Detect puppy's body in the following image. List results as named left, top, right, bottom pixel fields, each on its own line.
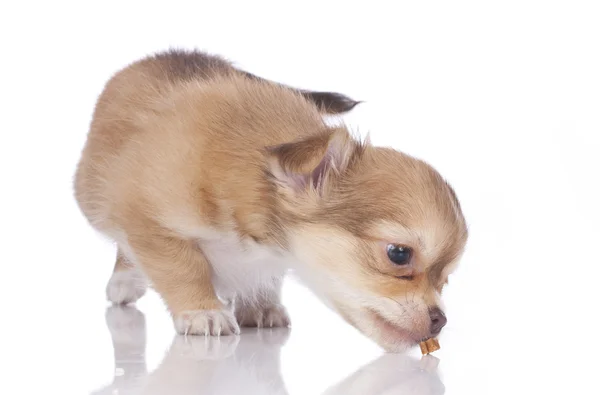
left=75, top=49, right=467, bottom=351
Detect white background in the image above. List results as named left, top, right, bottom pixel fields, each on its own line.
left=1, top=1, right=599, bottom=394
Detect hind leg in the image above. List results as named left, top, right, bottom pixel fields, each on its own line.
left=106, top=248, right=148, bottom=304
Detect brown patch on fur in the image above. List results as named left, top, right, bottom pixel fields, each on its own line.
left=150, top=49, right=235, bottom=82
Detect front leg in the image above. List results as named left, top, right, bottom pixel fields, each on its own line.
left=235, top=276, right=291, bottom=328
left=127, top=229, right=240, bottom=336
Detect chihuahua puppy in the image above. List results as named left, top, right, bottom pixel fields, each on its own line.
left=74, top=49, right=467, bottom=352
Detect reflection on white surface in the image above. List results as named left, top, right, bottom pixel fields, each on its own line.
left=92, top=306, right=444, bottom=395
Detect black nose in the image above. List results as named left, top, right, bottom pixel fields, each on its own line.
left=429, top=307, right=447, bottom=336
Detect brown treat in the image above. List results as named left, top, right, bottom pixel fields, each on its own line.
left=419, top=338, right=440, bottom=355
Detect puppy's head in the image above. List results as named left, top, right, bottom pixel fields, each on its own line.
left=267, top=127, right=467, bottom=352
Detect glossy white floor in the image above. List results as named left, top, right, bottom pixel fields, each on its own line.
left=2, top=1, right=599, bottom=394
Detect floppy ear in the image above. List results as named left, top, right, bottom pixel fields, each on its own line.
left=266, top=128, right=357, bottom=194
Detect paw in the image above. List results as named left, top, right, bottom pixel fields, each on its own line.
left=106, top=269, right=147, bottom=304
left=174, top=309, right=241, bottom=336
left=236, top=304, right=291, bottom=328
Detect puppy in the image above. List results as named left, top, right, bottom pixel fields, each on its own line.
left=74, top=49, right=467, bottom=352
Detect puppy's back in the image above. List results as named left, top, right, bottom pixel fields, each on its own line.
left=73, top=50, right=332, bottom=235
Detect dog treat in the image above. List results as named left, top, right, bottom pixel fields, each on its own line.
left=419, top=338, right=440, bottom=355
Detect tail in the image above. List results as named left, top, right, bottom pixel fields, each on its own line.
left=240, top=71, right=361, bottom=115
left=145, top=49, right=361, bottom=114
left=297, top=90, right=362, bottom=115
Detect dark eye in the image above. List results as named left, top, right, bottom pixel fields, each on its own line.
left=386, top=244, right=412, bottom=265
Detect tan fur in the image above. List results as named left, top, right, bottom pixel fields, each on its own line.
left=74, top=49, right=467, bottom=351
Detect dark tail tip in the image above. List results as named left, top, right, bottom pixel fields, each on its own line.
left=240, top=70, right=361, bottom=114
left=301, top=91, right=362, bottom=114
